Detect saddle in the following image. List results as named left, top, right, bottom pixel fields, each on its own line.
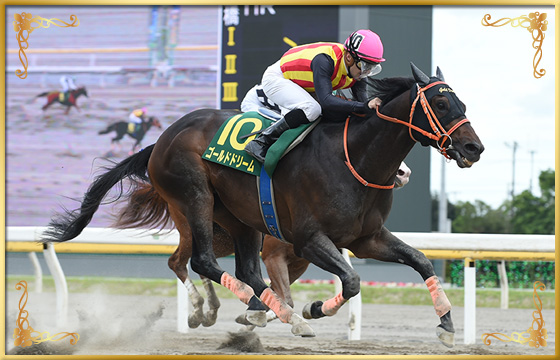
left=202, top=110, right=317, bottom=177
left=58, top=91, right=70, bottom=102
left=127, top=123, right=141, bottom=134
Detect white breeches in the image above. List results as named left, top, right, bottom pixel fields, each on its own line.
left=129, top=114, right=143, bottom=124
left=260, top=60, right=322, bottom=122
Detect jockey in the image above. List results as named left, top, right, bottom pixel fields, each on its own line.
left=128, top=107, right=147, bottom=133
left=60, top=75, right=77, bottom=92
left=243, top=29, right=385, bottom=163
left=59, top=75, right=77, bottom=101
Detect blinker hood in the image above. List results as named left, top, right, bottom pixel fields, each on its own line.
left=409, top=77, right=466, bottom=146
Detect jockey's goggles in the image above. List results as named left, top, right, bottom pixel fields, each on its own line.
left=356, top=59, right=382, bottom=79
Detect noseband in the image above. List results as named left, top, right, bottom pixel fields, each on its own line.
left=344, top=80, right=470, bottom=190
left=376, top=81, right=470, bottom=158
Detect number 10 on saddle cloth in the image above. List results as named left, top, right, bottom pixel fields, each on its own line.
left=202, top=111, right=313, bottom=177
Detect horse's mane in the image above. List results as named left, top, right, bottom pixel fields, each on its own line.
left=367, top=77, right=416, bottom=105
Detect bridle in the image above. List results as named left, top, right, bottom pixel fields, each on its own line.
left=343, top=80, right=470, bottom=190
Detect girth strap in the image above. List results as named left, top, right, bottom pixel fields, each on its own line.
left=257, top=166, right=285, bottom=240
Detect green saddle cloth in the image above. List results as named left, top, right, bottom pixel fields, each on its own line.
left=202, top=111, right=314, bottom=177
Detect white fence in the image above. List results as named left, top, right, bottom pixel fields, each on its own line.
left=6, top=226, right=555, bottom=344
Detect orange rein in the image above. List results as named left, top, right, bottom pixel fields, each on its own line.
left=343, top=81, right=470, bottom=190
left=343, top=118, right=395, bottom=189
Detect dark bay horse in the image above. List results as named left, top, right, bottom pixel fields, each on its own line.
left=110, top=163, right=411, bottom=330
left=98, top=117, right=162, bottom=155
left=42, top=64, right=483, bottom=346
left=36, top=86, right=88, bottom=114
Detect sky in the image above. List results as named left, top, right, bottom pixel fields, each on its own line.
left=430, top=6, right=556, bottom=208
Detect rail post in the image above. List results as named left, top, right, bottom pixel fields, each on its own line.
left=341, top=249, right=362, bottom=340
left=497, top=260, right=509, bottom=309
left=463, top=257, right=476, bottom=344
left=27, top=252, right=43, bottom=293
left=177, top=278, right=189, bottom=333
left=42, top=242, right=69, bottom=326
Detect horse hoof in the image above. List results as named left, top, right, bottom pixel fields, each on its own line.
left=266, top=309, right=278, bottom=323
left=188, top=315, right=202, bottom=329
left=235, top=313, right=253, bottom=326
left=302, top=300, right=324, bottom=319
left=436, top=325, right=455, bottom=348
left=245, top=310, right=268, bottom=327
left=302, top=302, right=313, bottom=319
left=289, top=314, right=315, bottom=337
left=202, top=310, right=218, bottom=327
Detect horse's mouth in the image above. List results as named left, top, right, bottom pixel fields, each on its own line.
left=446, top=148, right=475, bottom=168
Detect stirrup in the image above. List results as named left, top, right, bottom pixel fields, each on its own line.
left=245, top=140, right=267, bottom=163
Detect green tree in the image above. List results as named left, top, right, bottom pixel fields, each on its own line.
left=509, top=169, right=555, bottom=234
left=451, top=200, right=508, bottom=233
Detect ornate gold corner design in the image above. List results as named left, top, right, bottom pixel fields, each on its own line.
left=13, top=281, right=80, bottom=348
left=482, top=281, right=547, bottom=348
left=13, top=12, right=79, bottom=79
left=481, top=12, right=548, bottom=79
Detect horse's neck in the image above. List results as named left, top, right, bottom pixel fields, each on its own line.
left=347, top=91, right=416, bottom=183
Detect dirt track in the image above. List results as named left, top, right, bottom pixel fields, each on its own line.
left=5, top=288, right=555, bottom=356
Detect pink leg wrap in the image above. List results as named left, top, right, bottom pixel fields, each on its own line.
left=220, top=272, right=254, bottom=304
left=321, top=292, right=347, bottom=316
left=259, top=288, right=293, bottom=323
left=425, top=275, right=452, bottom=317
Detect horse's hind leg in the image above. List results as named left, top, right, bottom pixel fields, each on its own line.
left=200, top=222, right=236, bottom=327
left=42, top=101, right=53, bottom=111
left=155, top=162, right=259, bottom=321
left=217, top=211, right=314, bottom=337
left=262, top=235, right=310, bottom=309
left=347, top=226, right=455, bottom=347
left=200, top=276, right=220, bottom=327
left=167, top=222, right=206, bottom=329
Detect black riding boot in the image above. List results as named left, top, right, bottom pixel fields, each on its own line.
left=244, top=117, right=290, bottom=163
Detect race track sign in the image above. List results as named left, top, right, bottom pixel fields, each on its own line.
left=219, top=5, right=339, bottom=110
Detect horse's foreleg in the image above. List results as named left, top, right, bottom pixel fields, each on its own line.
left=347, top=226, right=455, bottom=347
left=296, top=233, right=360, bottom=320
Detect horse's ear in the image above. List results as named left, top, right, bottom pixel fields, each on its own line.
left=436, top=66, right=445, bottom=82
left=410, top=62, right=430, bottom=85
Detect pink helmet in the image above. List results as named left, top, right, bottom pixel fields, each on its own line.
left=344, top=29, right=385, bottom=63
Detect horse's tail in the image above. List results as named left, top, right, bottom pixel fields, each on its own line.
left=98, top=124, right=116, bottom=135
left=41, top=144, right=155, bottom=243
left=113, top=182, right=173, bottom=231
left=36, top=92, right=50, bottom=98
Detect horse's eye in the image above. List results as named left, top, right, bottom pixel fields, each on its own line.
left=436, top=101, right=447, bottom=111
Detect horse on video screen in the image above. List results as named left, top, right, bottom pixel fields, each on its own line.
left=41, top=64, right=483, bottom=346
left=98, top=117, right=163, bottom=155
left=36, top=86, right=88, bottom=114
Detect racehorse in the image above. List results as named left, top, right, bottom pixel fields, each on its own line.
left=42, top=64, right=483, bottom=346
left=36, top=86, right=88, bottom=114
left=114, top=163, right=411, bottom=330
left=98, top=117, right=162, bottom=155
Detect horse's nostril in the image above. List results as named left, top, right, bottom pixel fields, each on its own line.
left=465, top=143, right=483, bottom=155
